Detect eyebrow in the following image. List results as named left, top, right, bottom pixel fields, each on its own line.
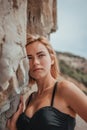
left=27, top=51, right=46, bottom=57
left=36, top=51, right=46, bottom=55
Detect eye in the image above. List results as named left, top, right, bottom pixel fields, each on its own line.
left=38, top=54, right=45, bottom=58
left=27, top=55, right=32, bottom=60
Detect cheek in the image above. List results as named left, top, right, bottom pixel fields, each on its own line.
left=42, top=58, right=52, bottom=68
left=28, top=60, right=33, bottom=68
left=29, top=61, right=32, bottom=68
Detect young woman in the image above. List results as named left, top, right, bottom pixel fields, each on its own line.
left=7, top=35, right=87, bottom=130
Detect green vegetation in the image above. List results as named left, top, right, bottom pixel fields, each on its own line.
left=59, top=60, right=87, bottom=87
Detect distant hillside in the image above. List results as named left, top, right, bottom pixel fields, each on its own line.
left=56, top=51, right=87, bottom=94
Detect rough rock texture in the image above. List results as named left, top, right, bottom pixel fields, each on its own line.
left=27, top=0, right=57, bottom=37
left=0, top=0, right=57, bottom=129
left=0, top=0, right=28, bottom=129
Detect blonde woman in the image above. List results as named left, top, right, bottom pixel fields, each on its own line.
left=7, top=35, right=87, bottom=130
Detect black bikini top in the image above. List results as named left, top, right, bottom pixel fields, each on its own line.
left=16, top=82, right=76, bottom=130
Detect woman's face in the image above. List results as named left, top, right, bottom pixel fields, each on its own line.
left=26, top=41, right=54, bottom=81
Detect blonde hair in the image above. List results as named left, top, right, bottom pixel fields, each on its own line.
left=26, top=34, right=60, bottom=85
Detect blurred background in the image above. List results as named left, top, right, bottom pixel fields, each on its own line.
left=50, top=1, right=87, bottom=129
left=51, top=0, right=87, bottom=59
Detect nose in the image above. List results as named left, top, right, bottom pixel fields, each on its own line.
left=33, top=57, right=40, bottom=65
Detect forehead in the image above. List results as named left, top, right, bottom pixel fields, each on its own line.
left=26, top=41, right=48, bottom=54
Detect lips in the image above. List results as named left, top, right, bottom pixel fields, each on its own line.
left=33, top=68, right=42, bottom=72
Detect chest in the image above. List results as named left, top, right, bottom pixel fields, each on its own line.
left=25, top=93, right=52, bottom=118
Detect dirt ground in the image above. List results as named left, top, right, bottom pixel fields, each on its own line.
left=75, top=115, right=87, bottom=130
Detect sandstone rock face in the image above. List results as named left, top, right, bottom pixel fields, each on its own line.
left=0, top=0, right=28, bottom=129
left=27, top=0, right=57, bottom=37
left=0, top=0, right=57, bottom=129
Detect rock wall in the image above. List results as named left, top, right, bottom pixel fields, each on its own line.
left=0, top=0, right=28, bottom=129
left=27, top=0, right=57, bottom=37
left=0, top=0, right=57, bottom=129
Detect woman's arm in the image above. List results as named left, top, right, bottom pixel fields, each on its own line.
left=7, top=96, right=24, bottom=130
left=60, top=80, right=87, bottom=122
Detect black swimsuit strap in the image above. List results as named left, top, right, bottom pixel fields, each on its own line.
left=51, top=81, right=58, bottom=106
left=26, top=93, right=33, bottom=106
left=27, top=82, right=58, bottom=107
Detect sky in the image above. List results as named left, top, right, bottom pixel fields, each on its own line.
left=50, top=0, right=87, bottom=59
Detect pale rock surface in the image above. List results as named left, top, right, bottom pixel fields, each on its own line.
left=0, top=0, right=28, bottom=129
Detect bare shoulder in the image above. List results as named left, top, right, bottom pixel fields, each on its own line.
left=56, top=80, right=87, bottom=122
left=57, top=80, right=74, bottom=92
left=58, top=79, right=74, bottom=88
left=57, top=79, right=84, bottom=97
left=57, top=79, right=87, bottom=107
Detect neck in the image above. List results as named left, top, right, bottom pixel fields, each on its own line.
left=36, top=75, right=56, bottom=95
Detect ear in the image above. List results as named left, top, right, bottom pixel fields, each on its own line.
left=51, top=54, right=54, bottom=65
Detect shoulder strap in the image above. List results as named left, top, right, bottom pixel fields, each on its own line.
left=51, top=82, right=58, bottom=106
left=26, top=93, right=33, bottom=107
